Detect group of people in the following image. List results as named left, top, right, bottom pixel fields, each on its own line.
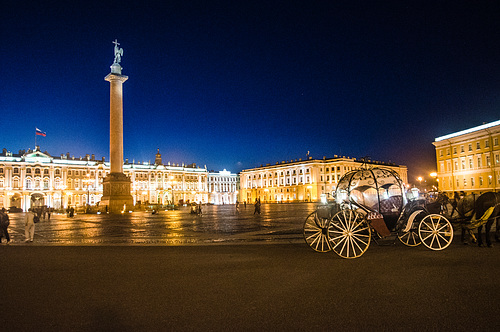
left=190, top=202, right=203, bottom=215
left=0, top=207, right=51, bottom=244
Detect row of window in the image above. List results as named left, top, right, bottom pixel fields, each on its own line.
left=443, top=175, right=498, bottom=189
left=248, top=168, right=311, bottom=180
left=209, top=177, right=236, bottom=182
left=440, top=153, right=499, bottom=172
left=248, top=175, right=312, bottom=188
left=440, top=137, right=499, bottom=157
left=209, top=183, right=237, bottom=192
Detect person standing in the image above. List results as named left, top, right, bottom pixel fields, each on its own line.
left=25, top=209, right=36, bottom=242
left=0, top=207, right=11, bottom=244
left=254, top=198, right=261, bottom=215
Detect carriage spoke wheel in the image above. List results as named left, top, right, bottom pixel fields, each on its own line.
left=398, top=210, right=423, bottom=247
left=303, top=211, right=331, bottom=252
left=418, top=214, right=453, bottom=251
left=327, top=209, right=371, bottom=259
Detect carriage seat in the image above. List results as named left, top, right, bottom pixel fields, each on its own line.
left=377, top=195, right=403, bottom=215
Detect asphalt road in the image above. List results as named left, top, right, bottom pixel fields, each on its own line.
left=1, top=243, right=499, bottom=331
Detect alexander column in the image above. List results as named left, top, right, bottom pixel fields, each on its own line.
left=100, top=40, right=133, bottom=213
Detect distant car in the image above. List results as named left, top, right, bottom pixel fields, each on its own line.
left=8, top=206, right=23, bottom=213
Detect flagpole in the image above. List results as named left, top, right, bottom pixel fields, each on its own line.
left=35, top=128, right=37, bottom=147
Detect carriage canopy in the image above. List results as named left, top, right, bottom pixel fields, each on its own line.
left=335, top=167, right=407, bottom=216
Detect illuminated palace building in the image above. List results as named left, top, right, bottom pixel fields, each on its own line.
left=433, top=120, right=500, bottom=194
left=240, top=156, right=407, bottom=203
left=0, top=147, right=237, bottom=211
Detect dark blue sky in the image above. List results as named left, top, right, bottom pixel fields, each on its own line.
left=1, top=1, right=499, bottom=182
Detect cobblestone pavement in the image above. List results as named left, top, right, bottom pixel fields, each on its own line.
left=4, top=203, right=318, bottom=245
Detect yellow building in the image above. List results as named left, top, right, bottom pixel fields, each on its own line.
left=0, top=147, right=209, bottom=211
left=239, top=156, right=407, bottom=203
left=433, top=120, right=500, bottom=194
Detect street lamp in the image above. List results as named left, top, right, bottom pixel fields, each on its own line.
left=430, top=172, right=438, bottom=191
left=83, top=174, right=93, bottom=213
left=417, top=176, right=423, bottom=189
left=60, top=184, right=66, bottom=211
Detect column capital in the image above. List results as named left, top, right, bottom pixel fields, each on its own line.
left=104, top=73, right=128, bottom=83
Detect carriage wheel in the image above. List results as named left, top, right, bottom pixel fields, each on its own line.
left=418, top=214, right=453, bottom=251
left=303, top=211, right=331, bottom=252
left=327, top=209, right=371, bottom=259
left=398, top=210, right=424, bottom=247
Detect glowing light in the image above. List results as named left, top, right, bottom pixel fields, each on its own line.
left=435, top=120, right=500, bottom=141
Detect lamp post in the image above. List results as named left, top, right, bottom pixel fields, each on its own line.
left=83, top=174, right=92, bottom=213
left=430, top=172, right=438, bottom=191
left=169, top=176, right=177, bottom=206
left=60, top=185, right=66, bottom=211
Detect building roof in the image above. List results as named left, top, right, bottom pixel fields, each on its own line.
left=435, top=120, right=500, bottom=142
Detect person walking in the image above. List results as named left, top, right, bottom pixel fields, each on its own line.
left=0, top=207, right=11, bottom=244
left=235, top=201, right=240, bottom=214
left=25, top=209, right=37, bottom=242
left=254, top=198, right=261, bottom=215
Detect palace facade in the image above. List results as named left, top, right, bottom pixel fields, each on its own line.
left=207, top=169, right=238, bottom=205
left=0, top=147, right=233, bottom=211
left=239, top=156, right=407, bottom=203
left=433, top=120, right=500, bottom=194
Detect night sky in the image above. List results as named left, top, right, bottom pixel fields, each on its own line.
left=1, top=1, right=499, bottom=182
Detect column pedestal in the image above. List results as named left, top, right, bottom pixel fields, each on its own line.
left=99, top=173, right=133, bottom=213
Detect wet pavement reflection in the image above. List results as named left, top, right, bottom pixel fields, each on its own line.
left=5, top=203, right=319, bottom=245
